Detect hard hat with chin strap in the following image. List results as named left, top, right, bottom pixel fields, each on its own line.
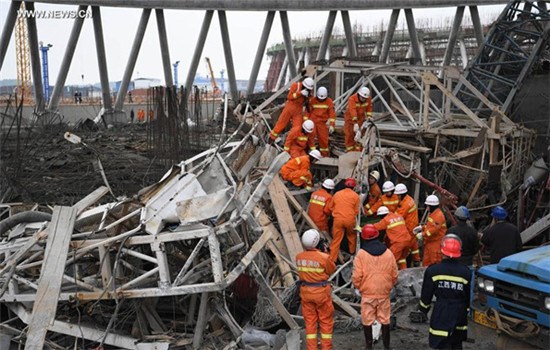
left=316, top=86, right=328, bottom=99
left=425, top=195, right=440, bottom=206
left=302, top=77, right=314, bottom=90
left=302, top=229, right=320, bottom=249
left=395, top=183, right=407, bottom=195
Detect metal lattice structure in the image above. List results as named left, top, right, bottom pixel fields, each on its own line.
left=14, top=2, right=32, bottom=103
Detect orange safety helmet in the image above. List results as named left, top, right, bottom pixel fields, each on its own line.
left=344, top=178, right=357, bottom=188
left=441, top=234, right=462, bottom=258
left=361, top=224, right=379, bottom=240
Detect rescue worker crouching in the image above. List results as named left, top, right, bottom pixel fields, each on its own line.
left=327, top=178, right=360, bottom=262
left=394, top=183, right=421, bottom=265
left=365, top=181, right=399, bottom=216
left=308, top=87, right=336, bottom=157
left=418, top=234, right=472, bottom=349
left=363, top=170, right=382, bottom=210
left=374, top=206, right=410, bottom=270
left=308, top=179, right=335, bottom=233
left=280, top=150, right=322, bottom=191
left=296, top=229, right=336, bottom=350
left=284, top=120, right=316, bottom=159
left=414, top=195, right=447, bottom=267
left=352, top=224, right=398, bottom=350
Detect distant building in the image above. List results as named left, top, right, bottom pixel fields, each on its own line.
left=134, top=78, right=161, bottom=89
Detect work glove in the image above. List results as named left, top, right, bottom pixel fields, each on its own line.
left=354, top=130, right=362, bottom=142
left=413, top=225, right=423, bottom=235
left=353, top=123, right=359, bottom=133
left=329, top=126, right=335, bottom=135
left=301, top=89, right=309, bottom=97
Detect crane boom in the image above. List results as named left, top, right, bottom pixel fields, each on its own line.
left=204, top=57, right=219, bottom=92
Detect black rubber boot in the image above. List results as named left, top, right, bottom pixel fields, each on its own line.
left=382, top=324, right=391, bottom=350
left=363, top=325, right=373, bottom=349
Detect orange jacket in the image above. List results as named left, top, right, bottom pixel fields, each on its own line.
left=329, top=188, right=359, bottom=223
left=284, top=127, right=316, bottom=158
left=374, top=212, right=410, bottom=245
left=395, top=194, right=419, bottom=233
left=365, top=193, right=399, bottom=216
left=352, top=248, right=398, bottom=298
left=308, top=188, right=333, bottom=231
left=280, top=155, right=312, bottom=186
left=287, top=81, right=309, bottom=107
left=308, top=97, right=336, bottom=127
left=422, top=208, right=447, bottom=242
left=296, top=249, right=336, bottom=295
left=368, top=182, right=382, bottom=207
left=344, top=93, right=372, bottom=125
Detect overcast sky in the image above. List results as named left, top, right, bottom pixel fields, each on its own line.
left=0, top=1, right=505, bottom=85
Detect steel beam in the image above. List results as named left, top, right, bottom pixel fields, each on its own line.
left=317, top=11, right=337, bottom=61
left=218, top=10, right=239, bottom=102
left=247, top=11, right=274, bottom=95
left=0, top=1, right=21, bottom=73
left=275, top=56, right=288, bottom=90
left=341, top=10, right=357, bottom=57
left=469, top=6, right=484, bottom=46
left=48, top=5, right=88, bottom=112
left=25, top=2, right=45, bottom=113
left=442, top=6, right=465, bottom=67
left=92, top=6, right=113, bottom=111
left=404, top=9, right=421, bottom=64
left=114, top=9, right=151, bottom=112
left=184, top=10, right=213, bottom=102
left=156, top=9, right=173, bottom=87
left=379, top=9, right=400, bottom=63
left=280, top=11, right=297, bottom=77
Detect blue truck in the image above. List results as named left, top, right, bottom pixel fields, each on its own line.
left=474, top=245, right=550, bottom=348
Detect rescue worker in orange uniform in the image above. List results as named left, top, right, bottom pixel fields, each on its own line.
left=308, top=87, right=336, bottom=157
left=270, top=77, right=314, bottom=141
left=414, top=195, right=448, bottom=266
left=365, top=181, right=399, bottom=216
left=284, top=120, right=316, bottom=159
left=280, top=150, right=322, bottom=190
left=353, top=224, right=398, bottom=350
left=296, top=229, right=336, bottom=350
left=374, top=206, right=410, bottom=270
left=395, top=183, right=421, bottom=265
left=344, top=86, right=372, bottom=152
left=308, top=179, right=335, bottom=233
left=327, top=178, right=360, bottom=262
left=364, top=170, right=382, bottom=209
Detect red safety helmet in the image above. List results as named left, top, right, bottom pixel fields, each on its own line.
left=344, top=178, right=357, bottom=188
left=361, top=224, right=379, bottom=240
left=441, top=234, right=462, bottom=258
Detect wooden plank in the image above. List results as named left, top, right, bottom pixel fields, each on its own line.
left=73, top=186, right=110, bottom=215
left=332, top=293, right=359, bottom=318
left=268, top=177, right=303, bottom=263
left=25, top=206, right=77, bottom=350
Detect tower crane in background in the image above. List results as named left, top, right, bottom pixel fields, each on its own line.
left=204, top=57, right=220, bottom=96
left=15, top=1, right=33, bottom=103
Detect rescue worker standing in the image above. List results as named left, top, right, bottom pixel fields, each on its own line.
left=327, top=178, right=360, bottom=262
left=374, top=206, right=410, bottom=270
left=308, top=87, right=336, bottom=157
left=395, top=183, right=421, bottom=265
left=270, top=77, right=314, bottom=141
left=414, top=195, right=448, bottom=266
left=280, top=150, right=322, bottom=190
left=447, top=206, right=479, bottom=266
left=344, top=86, right=372, bottom=152
left=296, top=229, right=336, bottom=350
left=284, top=120, right=316, bottom=158
left=418, top=234, right=471, bottom=349
left=308, top=179, right=335, bottom=233
left=353, top=224, right=397, bottom=350
left=365, top=181, right=399, bottom=216
left=481, top=206, right=522, bottom=264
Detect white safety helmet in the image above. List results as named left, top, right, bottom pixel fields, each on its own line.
left=302, top=77, right=314, bottom=90
left=309, top=149, right=322, bottom=160
left=425, top=195, right=440, bottom=206
left=395, top=183, right=408, bottom=195
left=358, top=86, right=370, bottom=98
left=316, top=86, right=328, bottom=100
left=377, top=206, right=390, bottom=216
left=302, top=119, right=315, bottom=133
left=322, top=179, right=335, bottom=190
left=302, top=229, right=320, bottom=249
left=369, top=170, right=380, bottom=181
left=382, top=181, right=395, bottom=193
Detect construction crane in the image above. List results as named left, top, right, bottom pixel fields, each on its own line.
left=15, top=2, right=33, bottom=103
left=204, top=57, right=220, bottom=95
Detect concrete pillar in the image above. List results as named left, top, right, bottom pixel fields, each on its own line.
left=280, top=11, right=297, bottom=77
left=404, top=9, right=421, bottom=64
left=48, top=5, right=88, bottom=112
left=341, top=10, right=357, bottom=57
left=442, top=6, right=465, bottom=67
left=25, top=2, right=45, bottom=113
left=379, top=9, right=400, bottom=63
left=184, top=10, right=213, bottom=102
left=247, top=11, right=274, bottom=96
left=218, top=10, right=239, bottom=102
left=92, top=6, right=112, bottom=111
left=0, top=1, right=21, bottom=72
left=317, top=11, right=337, bottom=61
left=469, top=6, right=484, bottom=46
left=156, top=9, right=173, bottom=87
left=114, top=9, right=151, bottom=112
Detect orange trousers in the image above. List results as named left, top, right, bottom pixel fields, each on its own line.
left=329, top=219, right=356, bottom=262
left=423, top=241, right=442, bottom=266
left=312, top=122, right=330, bottom=157
left=271, top=104, right=305, bottom=139
left=301, top=288, right=334, bottom=350
left=409, top=236, right=421, bottom=262
left=389, top=241, right=409, bottom=270
left=344, top=118, right=364, bottom=152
